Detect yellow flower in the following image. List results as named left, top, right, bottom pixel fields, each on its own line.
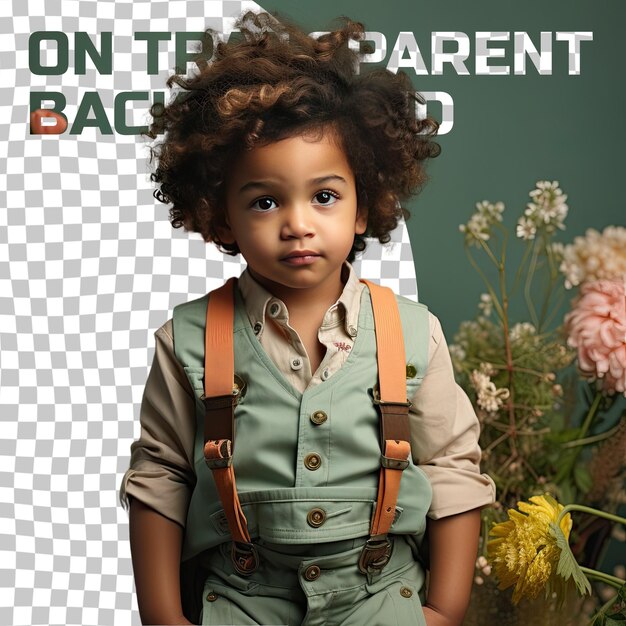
left=487, top=494, right=573, bottom=604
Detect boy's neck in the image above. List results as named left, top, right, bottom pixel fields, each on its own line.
left=246, top=265, right=348, bottom=317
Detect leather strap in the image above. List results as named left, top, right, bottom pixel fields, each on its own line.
left=359, top=279, right=407, bottom=408
left=201, top=278, right=255, bottom=572
left=358, top=279, right=412, bottom=573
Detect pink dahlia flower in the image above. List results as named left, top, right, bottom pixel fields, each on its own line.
left=564, top=278, right=626, bottom=395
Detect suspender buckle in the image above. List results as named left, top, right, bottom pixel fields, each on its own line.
left=204, top=439, right=233, bottom=469
left=231, top=541, right=259, bottom=575
left=380, top=454, right=410, bottom=470
left=371, top=385, right=411, bottom=408
left=358, top=535, right=393, bottom=575
left=201, top=392, right=238, bottom=410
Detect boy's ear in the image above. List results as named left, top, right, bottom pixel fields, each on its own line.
left=216, top=226, right=236, bottom=245
left=216, top=215, right=236, bottom=245
left=355, top=207, right=368, bottom=235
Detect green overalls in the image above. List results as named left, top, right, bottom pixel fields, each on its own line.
left=173, top=282, right=432, bottom=625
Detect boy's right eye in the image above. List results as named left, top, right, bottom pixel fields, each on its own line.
left=251, top=197, right=277, bottom=212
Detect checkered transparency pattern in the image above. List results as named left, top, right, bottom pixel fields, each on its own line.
left=0, top=1, right=418, bottom=625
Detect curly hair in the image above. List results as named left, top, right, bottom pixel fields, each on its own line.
left=145, top=11, right=440, bottom=262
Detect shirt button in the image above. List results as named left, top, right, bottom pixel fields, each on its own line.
left=310, top=410, right=328, bottom=425
left=406, top=364, right=417, bottom=379
left=206, top=592, right=218, bottom=602
left=269, top=302, right=280, bottom=317
left=253, top=322, right=262, bottom=335
left=304, top=453, right=322, bottom=471
left=291, top=357, right=303, bottom=370
left=400, top=587, right=413, bottom=598
left=348, top=325, right=357, bottom=337
left=321, top=368, right=330, bottom=381
left=303, top=565, right=321, bottom=581
left=306, top=508, right=326, bottom=528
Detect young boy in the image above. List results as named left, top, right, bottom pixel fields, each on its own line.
left=120, top=11, right=495, bottom=625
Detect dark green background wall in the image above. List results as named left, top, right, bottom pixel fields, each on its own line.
left=257, top=0, right=624, bottom=337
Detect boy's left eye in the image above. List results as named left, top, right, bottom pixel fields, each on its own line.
left=314, top=190, right=339, bottom=206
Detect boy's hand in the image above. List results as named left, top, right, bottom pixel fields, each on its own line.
left=423, top=605, right=459, bottom=626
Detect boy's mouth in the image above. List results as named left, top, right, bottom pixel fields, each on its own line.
left=281, top=250, right=321, bottom=265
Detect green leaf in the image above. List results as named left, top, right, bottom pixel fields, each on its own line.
left=574, top=465, right=593, bottom=494
left=590, top=584, right=626, bottom=626
left=546, top=427, right=583, bottom=444
left=549, top=522, right=592, bottom=597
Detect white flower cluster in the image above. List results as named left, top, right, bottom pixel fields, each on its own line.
left=470, top=362, right=510, bottom=414
left=559, top=226, right=626, bottom=289
left=509, top=322, right=537, bottom=343
left=448, top=342, right=467, bottom=364
left=516, top=180, right=568, bottom=240
left=550, top=241, right=565, bottom=263
left=448, top=342, right=467, bottom=375
left=474, top=555, right=492, bottom=585
left=478, top=293, right=493, bottom=317
left=459, top=200, right=505, bottom=247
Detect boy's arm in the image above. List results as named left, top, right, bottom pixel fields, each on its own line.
left=129, top=498, right=193, bottom=626
left=422, top=508, right=481, bottom=626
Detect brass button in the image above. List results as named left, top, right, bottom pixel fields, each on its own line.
left=400, top=587, right=413, bottom=598
left=206, top=592, right=218, bottom=602
left=310, top=410, right=328, bottom=425
left=406, top=364, right=417, bottom=379
left=304, top=453, right=322, bottom=471
left=303, top=565, right=321, bottom=581
left=306, top=508, right=326, bottom=528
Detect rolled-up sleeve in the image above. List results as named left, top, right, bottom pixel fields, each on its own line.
left=119, top=320, right=196, bottom=528
left=410, top=312, right=496, bottom=520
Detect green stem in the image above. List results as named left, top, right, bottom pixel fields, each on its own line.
left=562, top=422, right=623, bottom=448
left=591, top=592, right=626, bottom=626
left=497, top=227, right=517, bottom=459
left=578, top=391, right=604, bottom=440
left=536, top=234, right=562, bottom=333
left=489, top=363, right=550, bottom=378
left=490, top=422, right=551, bottom=436
left=559, top=390, right=604, bottom=481
left=465, top=246, right=506, bottom=323
left=556, top=504, right=626, bottom=530
left=579, top=566, right=625, bottom=589
left=511, top=240, right=534, bottom=295
left=524, top=238, right=540, bottom=328
left=541, top=285, right=566, bottom=332
left=477, top=237, right=501, bottom=268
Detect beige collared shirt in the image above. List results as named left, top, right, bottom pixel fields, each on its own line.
left=120, top=263, right=496, bottom=525
left=237, top=263, right=365, bottom=390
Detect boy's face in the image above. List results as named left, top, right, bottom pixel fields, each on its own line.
left=219, top=130, right=367, bottom=303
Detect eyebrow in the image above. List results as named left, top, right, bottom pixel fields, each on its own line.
left=238, top=175, right=348, bottom=193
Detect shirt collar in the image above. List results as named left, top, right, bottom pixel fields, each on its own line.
left=237, top=261, right=363, bottom=338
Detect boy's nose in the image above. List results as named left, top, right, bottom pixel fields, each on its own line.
left=280, top=204, right=315, bottom=239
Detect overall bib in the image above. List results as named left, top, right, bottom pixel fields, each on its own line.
left=173, top=280, right=433, bottom=625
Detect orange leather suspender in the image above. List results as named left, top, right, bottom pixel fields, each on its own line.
left=201, top=277, right=258, bottom=575
left=201, top=277, right=411, bottom=576
left=357, top=279, right=412, bottom=575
